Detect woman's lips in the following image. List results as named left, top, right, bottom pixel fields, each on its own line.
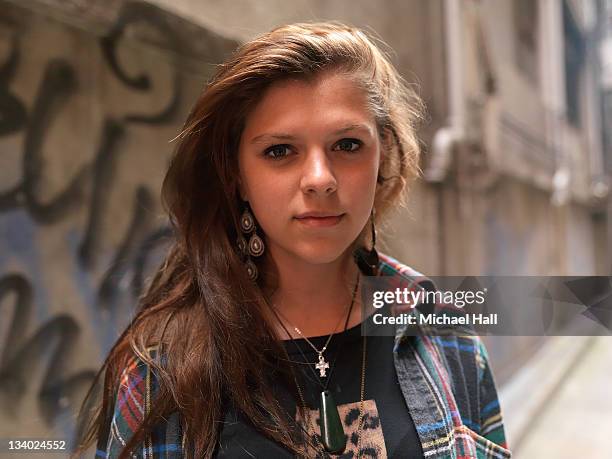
left=294, top=214, right=345, bottom=227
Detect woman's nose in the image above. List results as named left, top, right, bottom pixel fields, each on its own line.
left=299, top=149, right=337, bottom=195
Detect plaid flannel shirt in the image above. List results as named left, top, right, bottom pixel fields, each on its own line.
left=96, top=253, right=512, bottom=458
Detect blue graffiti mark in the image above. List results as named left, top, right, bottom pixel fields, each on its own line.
left=0, top=208, right=54, bottom=323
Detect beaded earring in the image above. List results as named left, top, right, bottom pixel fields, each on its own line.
left=237, top=202, right=265, bottom=281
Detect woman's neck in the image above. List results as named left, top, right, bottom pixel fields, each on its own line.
left=264, top=246, right=363, bottom=339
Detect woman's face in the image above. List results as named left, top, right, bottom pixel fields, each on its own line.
left=238, top=72, right=382, bottom=266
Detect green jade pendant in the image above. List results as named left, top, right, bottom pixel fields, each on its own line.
left=319, top=390, right=346, bottom=454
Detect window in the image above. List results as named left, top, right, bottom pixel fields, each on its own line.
left=563, top=0, right=585, bottom=127
left=513, top=0, right=539, bottom=83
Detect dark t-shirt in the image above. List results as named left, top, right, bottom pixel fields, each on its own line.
left=214, top=320, right=424, bottom=458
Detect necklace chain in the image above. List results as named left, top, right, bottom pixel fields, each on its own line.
left=268, top=270, right=366, bottom=457
left=289, top=333, right=367, bottom=457
left=273, top=274, right=360, bottom=379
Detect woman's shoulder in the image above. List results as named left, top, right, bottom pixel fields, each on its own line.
left=114, top=346, right=163, bottom=399
left=96, top=346, right=184, bottom=458
left=376, top=255, right=509, bottom=451
left=376, top=252, right=438, bottom=293
left=378, top=252, right=496, bottom=396
left=377, top=252, right=427, bottom=279
left=377, top=252, right=487, bottom=342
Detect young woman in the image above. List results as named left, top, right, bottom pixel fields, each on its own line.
left=75, top=22, right=512, bottom=459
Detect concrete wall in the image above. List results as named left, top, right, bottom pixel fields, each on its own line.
left=0, top=0, right=238, bottom=446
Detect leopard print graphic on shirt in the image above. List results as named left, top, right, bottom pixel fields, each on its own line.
left=295, top=399, right=387, bottom=458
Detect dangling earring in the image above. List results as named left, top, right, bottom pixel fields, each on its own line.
left=237, top=202, right=265, bottom=281
left=353, top=208, right=380, bottom=275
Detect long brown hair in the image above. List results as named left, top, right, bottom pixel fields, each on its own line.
left=74, top=21, right=423, bottom=459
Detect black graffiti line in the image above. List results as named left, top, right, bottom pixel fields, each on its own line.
left=78, top=119, right=127, bottom=270
left=98, top=186, right=155, bottom=311
left=0, top=30, right=27, bottom=136
left=0, top=273, right=96, bottom=425
left=0, top=273, right=32, bottom=367
left=100, top=1, right=182, bottom=124
left=0, top=316, right=97, bottom=424
left=0, top=183, right=23, bottom=210
left=0, top=57, right=89, bottom=219
left=0, top=30, right=27, bottom=211
left=22, top=58, right=89, bottom=224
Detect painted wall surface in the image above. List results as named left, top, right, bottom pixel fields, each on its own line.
left=0, top=0, right=238, bottom=449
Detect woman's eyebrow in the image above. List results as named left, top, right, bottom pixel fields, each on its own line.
left=250, top=133, right=296, bottom=144
left=250, top=123, right=373, bottom=144
left=332, top=123, right=373, bottom=135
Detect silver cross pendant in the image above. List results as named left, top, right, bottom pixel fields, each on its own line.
left=315, top=353, right=330, bottom=377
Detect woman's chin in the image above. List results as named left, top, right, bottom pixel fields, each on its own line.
left=290, top=242, right=354, bottom=266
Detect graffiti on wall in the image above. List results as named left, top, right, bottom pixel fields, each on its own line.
left=0, top=0, right=235, bottom=442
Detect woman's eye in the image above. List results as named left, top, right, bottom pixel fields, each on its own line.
left=264, top=144, right=291, bottom=159
left=333, top=138, right=362, bottom=152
